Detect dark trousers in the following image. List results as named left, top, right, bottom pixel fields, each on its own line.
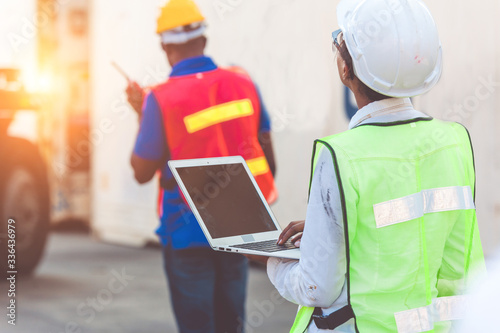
left=162, top=246, right=248, bottom=333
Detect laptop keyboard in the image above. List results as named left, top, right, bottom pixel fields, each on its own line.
left=231, top=239, right=297, bottom=253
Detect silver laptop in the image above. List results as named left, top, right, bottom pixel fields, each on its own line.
left=168, top=156, right=300, bottom=259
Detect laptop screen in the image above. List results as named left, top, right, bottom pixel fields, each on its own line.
left=176, top=162, right=277, bottom=239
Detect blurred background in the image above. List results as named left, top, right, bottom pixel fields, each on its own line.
left=0, top=0, right=499, bottom=332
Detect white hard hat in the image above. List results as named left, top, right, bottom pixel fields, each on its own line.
left=337, top=0, right=442, bottom=97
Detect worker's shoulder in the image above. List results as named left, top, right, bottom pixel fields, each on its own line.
left=221, top=65, right=249, bottom=76
left=421, top=117, right=471, bottom=139
left=150, top=80, right=171, bottom=94
left=149, top=75, right=200, bottom=95
left=318, top=127, right=363, bottom=145
left=444, top=119, right=470, bottom=134
left=314, top=131, right=355, bottom=156
left=219, top=66, right=255, bottom=82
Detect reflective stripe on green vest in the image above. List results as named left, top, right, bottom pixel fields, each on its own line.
left=291, top=118, right=486, bottom=333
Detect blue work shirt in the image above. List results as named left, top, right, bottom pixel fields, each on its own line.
left=133, top=56, right=272, bottom=249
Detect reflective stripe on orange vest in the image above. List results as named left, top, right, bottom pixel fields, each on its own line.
left=246, top=156, right=270, bottom=177
left=183, top=99, right=254, bottom=133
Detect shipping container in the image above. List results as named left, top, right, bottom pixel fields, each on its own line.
left=90, top=0, right=500, bottom=254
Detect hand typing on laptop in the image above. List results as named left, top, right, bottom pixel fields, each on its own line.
left=277, top=220, right=305, bottom=247
left=244, top=220, right=304, bottom=265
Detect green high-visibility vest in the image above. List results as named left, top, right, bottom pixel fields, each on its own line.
left=290, top=118, right=486, bottom=333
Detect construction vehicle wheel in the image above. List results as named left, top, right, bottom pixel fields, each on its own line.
left=0, top=137, right=50, bottom=277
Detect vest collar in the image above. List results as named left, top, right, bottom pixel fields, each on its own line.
left=349, top=98, right=427, bottom=129
left=170, top=56, right=217, bottom=77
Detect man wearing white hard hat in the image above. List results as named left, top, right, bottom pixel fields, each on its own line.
left=127, top=0, right=277, bottom=332
left=262, top=0, right=486, bottom=332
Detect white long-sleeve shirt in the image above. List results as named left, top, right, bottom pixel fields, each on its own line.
left=267, top=98, right=429, bottom=332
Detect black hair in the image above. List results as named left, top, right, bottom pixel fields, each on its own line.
left=338, top=40, right=390, bottom=102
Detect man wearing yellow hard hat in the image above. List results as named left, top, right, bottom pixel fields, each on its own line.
left=127, top=0, right=277, bottom=332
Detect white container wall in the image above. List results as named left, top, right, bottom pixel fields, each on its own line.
left=89, top=0, right=165, bottom=245
left=91, top=0, right=500, bottom=253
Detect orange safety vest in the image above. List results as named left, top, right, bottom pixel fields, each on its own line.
left=152, top=66, right=277, bottom=204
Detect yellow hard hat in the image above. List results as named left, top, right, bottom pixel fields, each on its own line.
left=156, top=0, right=205, bottom=34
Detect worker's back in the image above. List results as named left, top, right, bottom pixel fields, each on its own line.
left=153, top=67, right=260, bottom=159
left=152, top=66, right=276, bottom=202
left=314, top=118, right=485, bottom=332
